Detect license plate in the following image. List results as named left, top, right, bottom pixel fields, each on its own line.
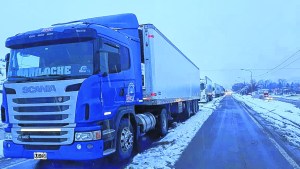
left=34, top=152, right=47, bottom=160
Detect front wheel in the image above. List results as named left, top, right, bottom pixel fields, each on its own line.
left=114, top=118, right=134, bottom=161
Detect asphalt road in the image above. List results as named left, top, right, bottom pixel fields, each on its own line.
left=175, top=96, right=298, bottom=169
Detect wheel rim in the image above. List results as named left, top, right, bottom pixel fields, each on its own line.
left=120, top=127, right=133, bottom=152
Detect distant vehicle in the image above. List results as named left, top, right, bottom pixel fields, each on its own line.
left=263, top=90, right=269, bottom=97
left=213, top=83, right=222, bottom=97
left=199, top=76, right=213, bottom=102
left=1, top=14, right=200, bottom=161
left=253, top=89, right=273, bottom=100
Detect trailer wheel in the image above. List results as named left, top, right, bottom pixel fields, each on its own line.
left=157, top=108, right=168, bottom=136
left=191, top=100, right=197, bottom=115
left=114, top=118, right=134, bottom=161
left=195, top=100, right=199, bottom=112
left=184, top=101, right=192, bottom=119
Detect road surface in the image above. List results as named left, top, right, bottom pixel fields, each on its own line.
left=175, top=96, right=298, bottom=169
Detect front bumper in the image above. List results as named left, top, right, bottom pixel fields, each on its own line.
left=3, top=139, right=104, bottom=160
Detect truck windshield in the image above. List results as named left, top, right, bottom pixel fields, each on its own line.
left=7, top=41, right=94, bottom=81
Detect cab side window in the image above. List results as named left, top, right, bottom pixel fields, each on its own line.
left=99, top=39, right=130, bottom=74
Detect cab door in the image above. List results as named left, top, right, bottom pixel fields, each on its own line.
left=98, top=39, right=129, bottom=111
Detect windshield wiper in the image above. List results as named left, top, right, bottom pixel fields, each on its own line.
left=8, top=76, right=33, bottom=81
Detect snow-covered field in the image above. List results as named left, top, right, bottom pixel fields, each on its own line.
left=272, top=94, right=300, bottom=101
left=233, top=94, right=300, bottom=148
left=0, top=93, right=3, bottom=158
left=126, top=97, right=223, bottom=169
left=0, top=140, right=3, bottom=158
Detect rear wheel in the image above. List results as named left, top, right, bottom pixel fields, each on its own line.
left=157, top=108, right=168, bottom=136
left=191, top=100, right=197, bottom=115
left=194, top=100, right=199, bottom=114
left=114, top=118, right=134, bottom=161
left=183, top=101, right=192, bottom=119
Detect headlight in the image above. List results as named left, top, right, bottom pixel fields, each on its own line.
left=75, top=130, right=101, bottom=141
left=5, top=132, right=12, bottom=140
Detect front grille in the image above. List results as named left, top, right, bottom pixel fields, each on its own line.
left=12, top=127, right=74, bottom=145
left=17, top=131, right=68, bottom=136
left=5, top=79, right=83, bottom=146
left=13, top=106, right=69, bottom=112
left=18, top=138, right=68, bottom=143
left=18, top=123, right=69, bottom=127
left=9, top=95, right=76, bottom=145
left=15, top=115, right=68, bottom=121
left=24, top=145, right=60, bottom=150
left=13, top=96, right=70, bottom=104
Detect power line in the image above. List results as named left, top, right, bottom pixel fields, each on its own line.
left=254, top=49, right=300, bottom=78
left=279, top=57, right=300, bottom=70
left=201, top=67, right=300, bottom=71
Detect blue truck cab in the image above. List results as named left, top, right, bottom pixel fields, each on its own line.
left=2, top=13, right=200, bottom=161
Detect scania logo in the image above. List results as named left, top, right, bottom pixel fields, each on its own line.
left=22, top=85, right=56, bottom=93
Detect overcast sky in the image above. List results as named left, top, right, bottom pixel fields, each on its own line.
left=1, top=0, right=300, bottom=88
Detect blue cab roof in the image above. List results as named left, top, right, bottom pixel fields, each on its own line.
left=6, top=13, right=140, bottom=48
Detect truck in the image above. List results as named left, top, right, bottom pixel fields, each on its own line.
left=199, top=76, right=213, bottom=102
left=213, top=83, right=222, bottom=97
left=1, top=13, right=200, bottom=161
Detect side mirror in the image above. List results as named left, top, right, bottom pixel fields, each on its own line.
left=5, top=53, right=10, bottom=77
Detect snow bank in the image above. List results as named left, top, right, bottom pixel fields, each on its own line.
left=0, top=93, right=3, bottom=158
left=233, top=94, right=300, bottom=148
left=0, top=140, right=3, bottom=158
left=0, top=93, right=2, bottom=126
left=126, top=97, right=223, bottom=169
left=272, top=95, right=300, bottom=101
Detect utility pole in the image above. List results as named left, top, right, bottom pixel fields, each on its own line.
left=241, top=69, right=253, bottom=93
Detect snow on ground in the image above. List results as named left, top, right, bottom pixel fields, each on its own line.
left=272, top=94, right=300, bottom=101
left=233, top=94, right=300, bottom=148
left=126, top=97, right=223, bottom=169
left=0, top=93, right=3, bottom=158
left=0, top=140, right=3, bottom=158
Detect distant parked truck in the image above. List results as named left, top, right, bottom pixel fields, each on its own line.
left=213, top=83, right=222, bottom=97
left=199, top=76, right=213, bottom=102
left=1, top=14, right=200, bottom=161
left=220, top=86, right=225, bottom=96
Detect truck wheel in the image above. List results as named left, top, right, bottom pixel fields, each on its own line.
left=115, top=118, right=134, bottom=161
left=157, top=109, right=168, bottom=136
left=192, top=100, right=197, bottom=115
left=195, top=100, right=199, bottom=112
left=184, top=101, right=192, bottom=119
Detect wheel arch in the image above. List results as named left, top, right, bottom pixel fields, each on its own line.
left=113, top=106, right=138, bottom=150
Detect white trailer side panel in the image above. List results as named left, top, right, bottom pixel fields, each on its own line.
left=141, top=25, right=200, bottom=105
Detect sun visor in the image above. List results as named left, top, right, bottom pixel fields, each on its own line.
left=6, top=28, right=98, bottom=49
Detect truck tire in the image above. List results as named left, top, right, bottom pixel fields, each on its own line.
left=183, top=101, right=192, bottom=119
left=157, top=108, right=168, bottom=136
left=195, top=100, right=199, bottom=112
left=192, top=100, right=198, bottom=115
left=114, top=118, right=134, bottom=161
